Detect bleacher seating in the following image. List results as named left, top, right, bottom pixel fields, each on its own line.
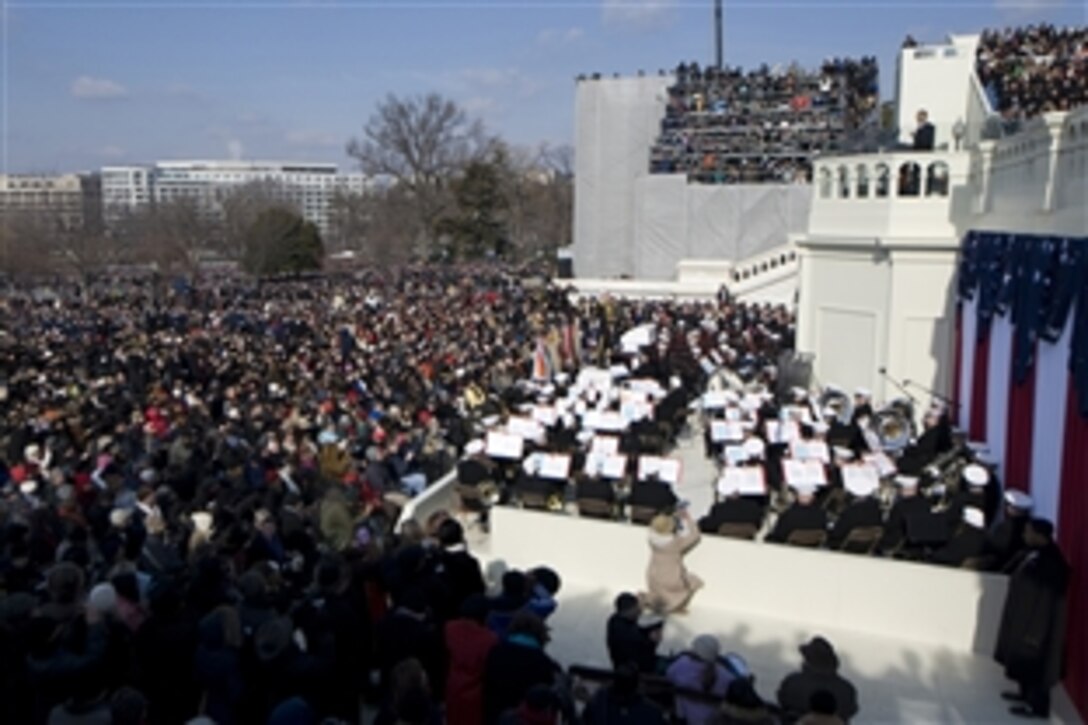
left=649, top=58, right=879, bottom=184
left=976, top=24, right=1088, bottom=123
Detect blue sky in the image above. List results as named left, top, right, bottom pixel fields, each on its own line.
left=1, top=0, right=1082, bottom=173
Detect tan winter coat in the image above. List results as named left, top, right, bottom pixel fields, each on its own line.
left=644, top=522, right=704, bottom=613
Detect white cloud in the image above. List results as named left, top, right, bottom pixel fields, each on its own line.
left=285, top=129, right=340, bottom=148
left=461, top=97, right=500, bottom=117
left=537, top=26, right=585, bottom=46
left=601, top=0, right=677, bottom=28
left=994, top=0, right=1064, bottom=20
left=70, top=75, right=128, bottom=100
left=226, top=139, right=244, bottom=160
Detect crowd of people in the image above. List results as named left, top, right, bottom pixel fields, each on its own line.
left=648, top=59, right=879, bottom=184
left=976, top=24, right=1088, bottom=123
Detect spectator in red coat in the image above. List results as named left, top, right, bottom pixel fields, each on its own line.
left=444, top=594, right=498, bottom=725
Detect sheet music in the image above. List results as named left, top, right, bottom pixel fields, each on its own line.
left=507, top=416, right=545, bottom=443
left=724, top=407, right=742, bottom=422
left=627, top=378, right=665, bottom=398
left=782, top=459, right=827, bottom=487
left=637, top=456, right=682, bottom=485
left=724, top=445, right=749, bottom=466
left=590, top=435, right=620, bottom=455
left=863, top=452, right=898, bottom=478
left=536, top=453, right=571, bottom=480
left=531, top=405, right=558, bottom=427
left=486, top=431, right=524, bottom=460
left=841, top=463, right=880, bottom=493
left=717, top=467, right=766, bottom=496
left=765, top=420, right=801, bottom=444
left=710, top=420, right=745, bottom=443
left=584, top=452, right=627, bottom=478
left=702, top=391, right=729, bottom=409
left=790, top=440, right=831, bottom=464
left=583, top=410, right=627, bottom=432
left=621, top=399, right=654, bottom=424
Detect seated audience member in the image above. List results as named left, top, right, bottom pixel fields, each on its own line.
left=628, top=474, right=679, bottom=514
left=582, top=662, right=667, bottom=725
left=698, top=478, right=765, bottom=534
left=988, top=489, right=1033, bottom=571
left=879, top=475, right=930, bottom=553
left=606, top=593, right=662, bottom=674
left=797, top=690, right=846, bottom=725
left=946, top=463, right=995, bottom=527
left=777, top=636, right=858, bottom=724
left=826, top=474, right=882, bottom=550
left=665, top=635, right=736, bottom=724
left=931, top=507, right=989, bottom=568
left=483, top=613, right=562, bottom=725
left=576, top=473, right=616, bottom=507
left=765, top=483, right=827, bottom=544
left=445, top=595, right=499, bottom=725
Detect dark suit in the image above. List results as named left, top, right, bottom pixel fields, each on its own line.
left=698, top=498, right=764, bottom=533
left=989, top=514, right=1029, bottom=572
left=765, top=502, right=827, bottom=544
left=457, top=458, right=493, bottom=486
left=913, top=122, right=935, bottom=150
left=628, top=480, right=678, bottom=513
left=827, top=497, right=883, bottom=549
left=931, top=525, right=989, bottom=567
left=576, top=476, right=616, bottom=503
left=606, top=614, right=658, bottom=674
left=994, top=543, right=1069, bottom=716
left=880, top=495, right=932, bottom=551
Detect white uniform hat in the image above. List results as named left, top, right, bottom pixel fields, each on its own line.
left=833, top=446, right=855, bottom=461
left=854, top=387, right=871, bottom=398
left=844, top=472, right=878, bottom=497
left=962, top=506, right=985, bottom=529
left=963, top=464, right=990, bottom=487
left=743, top=437, right=766, bottom=460
left=1004, top=489, right=1034, bottom=510
left=465, top=439, right=485, bottom=456
left=895, top=475, right=920, bottom=489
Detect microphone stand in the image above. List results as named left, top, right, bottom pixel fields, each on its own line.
left=903, top=379, right=955, bottom=406
left=877, top=367, right=916, bottom=404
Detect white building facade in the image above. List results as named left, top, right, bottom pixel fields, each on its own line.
left=100, top=160, right=370, bottom=236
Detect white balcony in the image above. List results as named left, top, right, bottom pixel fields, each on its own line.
left=806, top=150, right=973, bottom=245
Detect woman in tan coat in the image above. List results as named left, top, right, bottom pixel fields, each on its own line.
left=644, top=509, right=704, bottom=613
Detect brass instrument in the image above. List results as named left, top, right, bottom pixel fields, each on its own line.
left=873, top=400, right=914, bottom=453
left=818, top=388, right=854, bottom=425
left=477, top=481, right=501, bottom=506
left=547, top=493, right=565, bottom=512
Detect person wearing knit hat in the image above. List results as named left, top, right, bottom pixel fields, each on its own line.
left=777, top=636, right=858, bottom=722
left=643, top=507, right=703, bottom=614
left=666, top=634, right=735, bottom=724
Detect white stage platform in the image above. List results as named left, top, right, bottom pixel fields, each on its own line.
left=449, top=420, right=1081, bottom=723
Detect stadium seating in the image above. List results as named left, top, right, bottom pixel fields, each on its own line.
left=649, top=58, right=879, bottom=184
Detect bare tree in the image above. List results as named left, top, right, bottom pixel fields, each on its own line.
left=0, top=205, right=121, bottom=283
left=118, top=197, right=219, bottom=277
left=347, top=93, right=496, bottom=254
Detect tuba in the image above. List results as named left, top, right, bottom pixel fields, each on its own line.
left=874, top=400, right=914, bottom=453
left=818, top=387, right=854, bottom=425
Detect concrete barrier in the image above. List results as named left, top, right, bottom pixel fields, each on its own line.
left=489, top=506, right=1007, bottom=656
left=396, top=470, right=458, bottom=532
